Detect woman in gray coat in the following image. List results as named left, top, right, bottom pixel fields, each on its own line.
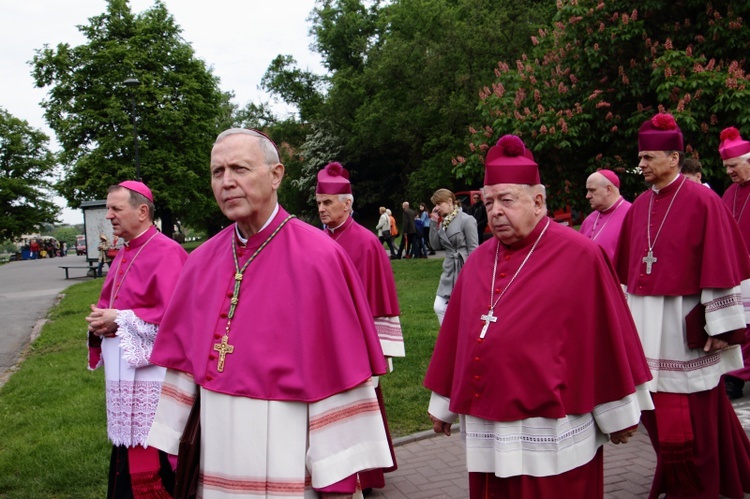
left=429, top=188, right=479, bottom=324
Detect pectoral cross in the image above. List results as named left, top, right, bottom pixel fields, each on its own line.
left=642, top=250, right=657, bottom=275
left=479, top=310, right=498, bottom=339
left=213, top=335, right=234, bottom=373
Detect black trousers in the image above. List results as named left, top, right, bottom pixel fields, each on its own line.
left=379, top=234, right=397, bottom=256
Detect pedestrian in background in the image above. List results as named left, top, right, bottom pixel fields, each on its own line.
left=428, top=188, right=478, bottom=324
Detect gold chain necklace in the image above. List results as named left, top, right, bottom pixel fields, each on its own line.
left=213, top=215, right=295, bottom=372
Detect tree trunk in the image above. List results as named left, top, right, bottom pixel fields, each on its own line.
left=158, top=208, right=175, bottom=240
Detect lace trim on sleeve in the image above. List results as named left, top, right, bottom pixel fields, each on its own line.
left=115, top=310, right=158, bottom=368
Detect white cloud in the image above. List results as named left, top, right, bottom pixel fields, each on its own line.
left=1, top=0, right=325, bottom=225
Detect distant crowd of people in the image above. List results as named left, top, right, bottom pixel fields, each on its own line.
left=21, top=238, right=66, bottom=259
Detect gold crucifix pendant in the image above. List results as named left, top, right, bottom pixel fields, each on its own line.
left=213, top=334, right=235, bottom=373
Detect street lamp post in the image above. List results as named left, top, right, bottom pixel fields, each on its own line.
left=123, top=78, right=142, bottom=181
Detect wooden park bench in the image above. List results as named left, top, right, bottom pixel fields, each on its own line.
left=59, top=265, right=96, bottom=280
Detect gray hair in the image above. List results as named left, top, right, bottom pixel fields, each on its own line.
left=521, top=184, right=547, bottom=205
left=339, top=193, right=354, bottom=206
left=214, top=129, right=280, bottom=165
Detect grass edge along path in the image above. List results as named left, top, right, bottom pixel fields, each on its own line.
left=0, top=257, right=442, bottom=497
left=0, top=279, right=109, bottom=498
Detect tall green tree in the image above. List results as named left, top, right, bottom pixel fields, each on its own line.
left=347, top=0, right=554, bottom=205
left=264, top=0, right=554, bottom=216
left=31, top=0, right=231, bottom=236
left=0, top=108, right=58, bottom=241
left=261, top=56, right=326, bottom=123
left=458, top=0, right=750, bottom=211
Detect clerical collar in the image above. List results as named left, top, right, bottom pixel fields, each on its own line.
left=235, top=204, right=279, bottom=244
left=123, top=226, right=154, bottom=248
left=600, top=196, right=624, bottom=213
left=326, top=216, right=352, bottom=235
left=651, top=174, right=681, bottom=194
left=504, top=217, right=548, bottom=251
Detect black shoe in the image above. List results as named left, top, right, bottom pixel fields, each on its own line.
left=362, top=489, right=373, bottom=498
left=725, top=375, right=745, bottom=399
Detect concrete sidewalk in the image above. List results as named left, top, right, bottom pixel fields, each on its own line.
left=369, top=398, right=750, bottom=498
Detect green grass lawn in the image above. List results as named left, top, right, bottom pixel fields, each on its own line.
left=0, top=256, right=443, bottom=497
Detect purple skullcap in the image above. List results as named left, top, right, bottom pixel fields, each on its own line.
left=597, top=169, right=620, bottom=188
left=118, top=180, right=153, bottom=202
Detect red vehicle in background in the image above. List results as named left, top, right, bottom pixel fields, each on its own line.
left=75, top=234, right=86, bottom=255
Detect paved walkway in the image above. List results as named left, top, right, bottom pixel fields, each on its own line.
left=370, top=397, right=750, bottom=498
left=0, top=254, right=93, bottom=386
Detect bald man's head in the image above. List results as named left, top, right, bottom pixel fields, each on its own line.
left=585, top=172, right=621, bottom=212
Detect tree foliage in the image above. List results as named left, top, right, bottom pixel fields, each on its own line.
left=49, top=226, right=80, bottom=248
left=31, top=0, right=232, bottom=235
left=261, top=56, right=326, bottom=123
left=459, top=0, right=750, bottom=211
left=262, top=0, right=554, bottom=218
left=0, top=108, right=58, bottom=241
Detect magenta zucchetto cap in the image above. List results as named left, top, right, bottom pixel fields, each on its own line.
left=719, top=127, right=750, bottom=160
left=638, top=113, right=683, bottom=152
left=316, top=162, right=352, bottom=195
left=597, top=169, right=620, bottom=188
left=118, top=180, right=154, bottom=202
left=484, top=135, right=540, bottom=186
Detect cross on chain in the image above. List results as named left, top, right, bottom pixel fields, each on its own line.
left=642, top=250, right=657, bottom=275
left=213, top=334, right=234, bottom=373
left=479, top=309, right=498, bottom=339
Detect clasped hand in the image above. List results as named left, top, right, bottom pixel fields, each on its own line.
left=85, top=305, right=118, bottom=337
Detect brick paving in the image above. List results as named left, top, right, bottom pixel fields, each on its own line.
left=368, top=397, right=750, bottom=498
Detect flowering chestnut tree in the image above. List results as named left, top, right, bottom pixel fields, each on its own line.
left=456, top=0, right=750, bottom=210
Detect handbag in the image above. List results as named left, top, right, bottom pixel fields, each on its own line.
left=173, top=392, right=201, bottom=499
left=106, top=247, right=118, bottom=259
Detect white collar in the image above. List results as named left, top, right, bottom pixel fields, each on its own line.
left=235, top=204, right=279, bottom=244
left=651, top=174, right=680, bottom=194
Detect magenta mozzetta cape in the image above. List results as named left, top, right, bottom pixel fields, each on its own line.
left=149, top=207, right=387, bottom=402
left=327, top=216, right=400, bottom=317
left=722, top=182, right=750, bottom=252
left=615, top=176, right=750, bottom=295
left=578, top=197, right=631, bottom=262
left=96, top=226, right=188, bottom=321
left=424, top=219, right=651, bottom=422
